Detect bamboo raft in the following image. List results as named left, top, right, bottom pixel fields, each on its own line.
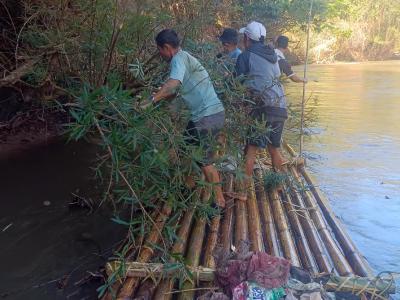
left=102, top=143, right=381, bottom=300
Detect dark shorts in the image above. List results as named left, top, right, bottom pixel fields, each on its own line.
left=184, top=111, right=225, bottom=165
left=247, top=109, right=285, bottom=149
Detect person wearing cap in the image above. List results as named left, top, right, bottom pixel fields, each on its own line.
left=235, top=21, right=288, bottom=190
left=219, top=28, right=242, bottom=61
left=147, top=29, right=226, bottom=208
left=275, top=35, right=307, bottom=83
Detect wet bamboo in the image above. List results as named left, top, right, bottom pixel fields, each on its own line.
left=283, top=170, right=333, bottom=274
left=153, top=207, right=196, bottom=300
left=254, top=169, right=281, bottom=256
left=177, top=190, right=209, bottom=300
left=280, top=190, right=319, bottom=273
left=219, top=174, right=234, bottom=252
left=269, top=188, right=301, bottom=267
left=289, top=165, right=353, bottom=275
left=299, top=166, right=374, bottom=277
left=246, top=177, right=264, bottom=252
left=116, top=203, right=172, bottom=300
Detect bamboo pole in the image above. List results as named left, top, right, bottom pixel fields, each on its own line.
left=219, top=174, right=234, bottom=252
left=269, top=188, right=301, bottom=267
left=282, top=168, right=333, bottom=274
left=280, top=190, right=319, bottom=273
left=107, top=261, right=215, bottom=282
left=254, top=169, right=281, bottom=256
left=299, top=167, right=374, bottom=277
left=177, top=190, right=209, bottom=300
left=116, top=203, right=172, bottom=300
left=203, top=216, right=221, bottom=268
left=152, top=207, right=196, bottom=300
left=299, top=0, right=314, bottom=157
left=246, top=177, right=264, bottom=252
left=234, top=179, right=249, bottom=246
left=289, top=165, right=353, bottom=275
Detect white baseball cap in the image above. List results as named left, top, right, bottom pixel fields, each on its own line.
left=239, top=21, right=266, bottom=42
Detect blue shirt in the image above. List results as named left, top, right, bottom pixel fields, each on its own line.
left=228, top=47, right=242, bottom=60
left=169, top=50, right=224, bottom=122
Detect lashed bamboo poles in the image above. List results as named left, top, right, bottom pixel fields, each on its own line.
left=280, top=190, right=319, bottom=273
left=254, top=169, right=281, bottom=256
left=288, top=165, right=353, bottom=275
left=283, top=174, right=333, bottom=273
left=268, top=188, right=301, bottom=267
left=219, top=174, right=235, bottom=252
left=299, top=167, right=374, bottom=277
left=234, top=180, right=249, bottom=246
left=246, top=177, right=264, bottom=252
left=284, top=142, right=373, bottom=276
left=152, top=207, right=196, bottom=300
left=177, top=189, right=210, bottom=300
left=115, top=203, right=172, bottom=300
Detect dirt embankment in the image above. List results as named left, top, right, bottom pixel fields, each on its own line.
left=0, top=88, right=68, bottom=159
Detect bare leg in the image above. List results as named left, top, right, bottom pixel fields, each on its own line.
left=267, top=144, right=285, bottom=172
left=202, top=164, right=225, bottom=208
left=245, top=144, right=259, bottom=177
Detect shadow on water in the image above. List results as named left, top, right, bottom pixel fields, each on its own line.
left=0, top=139, right=125, bottom=299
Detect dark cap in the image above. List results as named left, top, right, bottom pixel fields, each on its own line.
left=219, top=28, right=239, bottom=44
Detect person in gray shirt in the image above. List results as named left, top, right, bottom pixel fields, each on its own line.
left=147, top=29, right=226, bottom=208
left=235, top=22, right=288, bottom=199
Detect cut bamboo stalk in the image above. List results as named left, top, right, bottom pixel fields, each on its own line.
left=254, top=169, right=281, bottom=256
left=152, top=207, right=196, bottom=300
left=203, top=216, right=221, bottom=268
left=116, top=203, right=172, bottom=300
left=289, top=165, right=353, bottom=276
left=177, top=190, right=209, bottom=300
left=234, top=193, right=249, bottom=247
left=269, top=188, right=301, bottom=267
left=219, top=174, right=234, bottom=252
left=106, top=261, right=215, bottom=282
left=282, top=171, right=333, bottom=274
left=246, top=178, right=264, bottom=252
left=280, top=190, right=319, bottom=273
left=299, top=166, right=374, bottom=277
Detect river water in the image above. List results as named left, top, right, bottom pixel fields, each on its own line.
left=288, top=61, right=400, bottom=275
left=0, top=141, right=125, bottom=299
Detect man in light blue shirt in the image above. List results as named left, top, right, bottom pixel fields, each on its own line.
left=149, top=29, right=226, bottom=208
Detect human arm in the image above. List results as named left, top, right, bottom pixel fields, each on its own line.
left=152, top=79, right=181, bottom=103
left=279, top=59, right=307, bottom=83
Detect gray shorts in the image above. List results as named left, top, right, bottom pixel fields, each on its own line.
left=184, top=111, right=225, bottom=165
left=247, top=108, right=286, bottom=148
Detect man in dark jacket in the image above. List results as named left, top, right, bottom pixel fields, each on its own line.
left=236, top=22, right=287, bottom=192
left=275, top=35, right=307, bottom=83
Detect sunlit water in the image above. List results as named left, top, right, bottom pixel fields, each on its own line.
left=288, top=61, right=400, bottom=277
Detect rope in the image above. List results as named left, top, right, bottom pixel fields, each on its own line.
left=299, top=0, right=314, bottom=157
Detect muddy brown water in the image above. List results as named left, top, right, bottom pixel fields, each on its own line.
left=0, top=140, right=125, bottom=299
